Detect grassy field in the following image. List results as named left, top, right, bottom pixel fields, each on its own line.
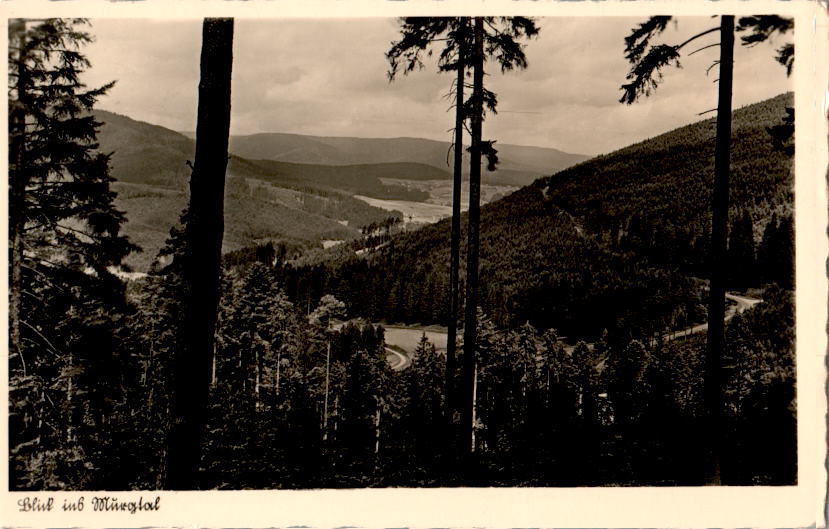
left=382, top=325, right=448, bottom=353
left=379, top=178, right=517, bottom=207
left=353, top=195, right=453, bottom=224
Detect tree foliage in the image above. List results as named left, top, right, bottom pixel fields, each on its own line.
left=8, top=18, right=137, bottom=490
left=620, top=15, right=793, bottom=105
left=9, top=17, right=796, bottom=491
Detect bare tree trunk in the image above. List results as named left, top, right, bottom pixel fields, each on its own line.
left=471, top=362, right=478, bottom=453
left=374, top=401, right=381, bottom=456
left=705, top=14, right=734, bottom=486
left=210, top=341, right=217, bottom=388
left=165, top=17, right=234, bottom=490
left=66, top=351, right=74, bottom=442
left=460, top=17, right=484, bottom=461
left=275, top=347, right=282, bottom=396
left=323, top=340, right=331, bottom=441
left=255, top=347, right=261, bottom=411
left=445, top=17, right=466, bottom=448
left=9, top=20, right=28, bottom=375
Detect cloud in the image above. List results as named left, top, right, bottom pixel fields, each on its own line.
left=81, top=16, right=793, bottom=155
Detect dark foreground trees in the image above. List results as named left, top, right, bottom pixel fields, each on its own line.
left=111, top=247, right=799, bottom=488
left=388, top=16, right=472, bottom=441
left=620, top=14, right=793, bottom=484
left=165, top=17, right=234, bottom=490
left=8, top=18, right=137, bottom=489
left=387, top=15, right=539, bottom=463
left=460, top=15, right=538, bottom=461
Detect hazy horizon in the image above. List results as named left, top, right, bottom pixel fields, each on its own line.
left=81, top=17, right=793, bottom=156
left=124, top=88, right=789, bottom=158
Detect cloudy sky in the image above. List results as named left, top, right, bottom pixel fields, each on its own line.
left=81, top=17, right=792, bottom=156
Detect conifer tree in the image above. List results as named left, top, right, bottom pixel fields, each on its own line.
left=461, top=16, right=538, bottom=462
left=728, top=211, right=756, bottom=290
left=388, top=21, right=538, bottom=462
left=309, top=294, right=347, bottom=442
left=620, top=14, right=792, bottom=484
left=8, top=18, right=136, bottom=489
left=387, top=17, right=472, bottom=433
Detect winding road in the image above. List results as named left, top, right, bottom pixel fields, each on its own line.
left=339, top=293, right=764, bottom=372
left=385, top=347, right=411, bottom=371
left=663, top=293, right=762, bottom=342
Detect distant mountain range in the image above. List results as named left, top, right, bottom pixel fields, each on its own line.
left=95, top=110, right=587, bottom=270
left=179, top=130, right=590, bottom=187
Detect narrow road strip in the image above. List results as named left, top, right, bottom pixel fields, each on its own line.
left=385, top=347, right=411, bottom=371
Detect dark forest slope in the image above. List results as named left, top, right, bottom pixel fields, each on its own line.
left=280, top=93, right=794, bottom=342
left=545, top=93, right=793, bottom=231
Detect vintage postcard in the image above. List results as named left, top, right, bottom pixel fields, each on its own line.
left=1, top=0, right=826, bottom=527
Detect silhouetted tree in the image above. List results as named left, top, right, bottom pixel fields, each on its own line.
left=388, top=17, right=472, bottom=436
left=165, top=17, right=234, bottom=490
left=620, top=14, right=792, bottom=484
left=461, top=16, right=538, bottom=462
left=8, top=18, right=137, bottom=489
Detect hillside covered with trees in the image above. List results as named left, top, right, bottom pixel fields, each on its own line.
left=8, top=15, right=797, bottom=494
left=95, top=110, right=433, bottom=269
left=278, top=93, right=794, bottom=345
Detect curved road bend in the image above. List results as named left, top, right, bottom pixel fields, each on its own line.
left=385, top=347, right=411, bottom=371
left=350, top=293, right=762, bottom=371
left=663, top=293, right=762, bottom=342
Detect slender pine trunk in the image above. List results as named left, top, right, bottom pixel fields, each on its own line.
left=255, top=347, right=261, bottom=411
left=445, top=17, right=466, bottom=444
left=9, top=20, right=28, bottom=375
left=704, top=14, right=734, bottom=486
left=323, top=339, right=331, bottom=441
left=66, top=351, right=74, bottom=442
left=471, top=362, right=478, bottom=453
left=374, top=401, right=381, bottom=456
left=276, top=348, right=282, bottom=396
left=165, top=17, right=234, bottom=490
left=460, top=17, right=484, bottom=463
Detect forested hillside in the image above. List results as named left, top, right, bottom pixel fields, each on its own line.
left=10, top=16, right=798, bottom=494
left=544, top=93, right=792, bottom=246
left=279, top=93, right=794, bottom=345
left=95, top=111, right=423, bottom=269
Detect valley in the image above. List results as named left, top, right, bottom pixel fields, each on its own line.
left=96, top=110, right=578, bottom=270
left=10, top=15, right=801, bottom=495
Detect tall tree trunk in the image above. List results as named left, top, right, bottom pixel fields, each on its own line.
left=470, top=361, right=478, bottom=453
left=445, top=17, right=466, bottom=443
left=374, top=400, right=381, bottom=456
left=323, top=339, right=331, bottom=441
left=460, top=17, right=484, bottom=462
left=165, top=17, right=234, bottom=490
left=275, top=347, right=282, bottom=396
left=9, top=20, right=28, bottom=376
left=255, top=346, right=262, bottom=411
left=704, top=14, right=734, bottom=486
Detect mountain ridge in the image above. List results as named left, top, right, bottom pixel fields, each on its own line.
left=279, top=92, right=794, bottom=342
left=174, top=128, right=591, bottom=186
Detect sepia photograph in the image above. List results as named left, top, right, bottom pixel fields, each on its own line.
left=2, top=1, right=826, bottom=527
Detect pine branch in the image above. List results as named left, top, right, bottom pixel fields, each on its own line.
left=675, top=27, right=719, bottom=51
left=620, top=44, right=681, bottom=104
left=706, top=60, right=720, bottom=75
left=20, top=319, right=63, bottom=357
left=623, top=16, right=673, bottom=63
left=688, top=43, right=720, bottom=56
